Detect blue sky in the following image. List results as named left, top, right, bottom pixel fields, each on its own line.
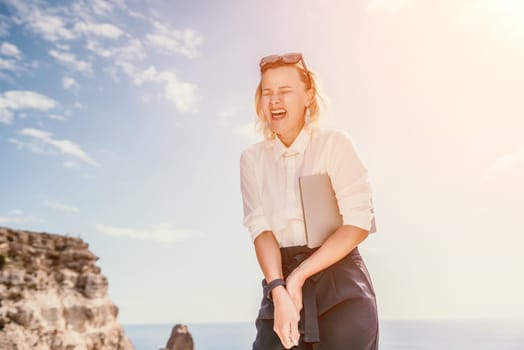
left=1, top=0, right=524, bottom=324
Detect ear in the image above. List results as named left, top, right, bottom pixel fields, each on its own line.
left=305, top=88, right=314, bottom=107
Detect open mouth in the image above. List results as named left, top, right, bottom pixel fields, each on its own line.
left=271, top=108, right=287, bottom=120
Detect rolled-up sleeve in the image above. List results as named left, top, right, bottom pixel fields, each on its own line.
left=327, top=132, right=377, bottom=233
left=240, top=149, right=272, bottom=241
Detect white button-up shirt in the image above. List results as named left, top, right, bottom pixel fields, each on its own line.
left=240, top=126, right=376, bottom=247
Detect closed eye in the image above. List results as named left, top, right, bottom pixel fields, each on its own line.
left=261, top=89, right=293, bottom=96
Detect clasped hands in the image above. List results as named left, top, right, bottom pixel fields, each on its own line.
left=272, top=268, right=305, bottom=349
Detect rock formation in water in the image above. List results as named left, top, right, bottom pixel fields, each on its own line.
left=0, top=226, right=134, bottom=350
left=161, top=324, right=194, bottom=350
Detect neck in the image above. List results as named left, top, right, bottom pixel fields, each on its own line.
left=277, top=122, right=305, bottom=147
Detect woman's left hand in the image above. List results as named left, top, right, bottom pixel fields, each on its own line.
left=285, top=268, right=306, bottom=313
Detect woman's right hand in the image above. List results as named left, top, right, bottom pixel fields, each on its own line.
left=272, top=285, right=300, bottom=349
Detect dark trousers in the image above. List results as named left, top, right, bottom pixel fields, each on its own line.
left=253, top=297, right=378, bottom=349
left=252, top=246, right=379, bottom=350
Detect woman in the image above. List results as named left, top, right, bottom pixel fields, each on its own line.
left=240, top=52, right=379, bottom=350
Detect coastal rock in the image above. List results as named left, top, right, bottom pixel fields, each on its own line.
left=0, top=226, right=134, bottom=350
left=162, top=324, right=194, bottom=350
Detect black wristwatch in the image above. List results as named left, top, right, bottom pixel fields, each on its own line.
left=264, top=278, right=286, bottom=301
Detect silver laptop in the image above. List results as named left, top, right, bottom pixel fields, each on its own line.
left=299, top=173, right=376, bottom=248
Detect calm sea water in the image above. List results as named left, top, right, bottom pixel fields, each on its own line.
left=123, top=320, right=524, bottom=350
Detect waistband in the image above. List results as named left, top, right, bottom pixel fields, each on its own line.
left=278, top=244, right=360, bottom=343
left=280, top=245, right=360, bottom=277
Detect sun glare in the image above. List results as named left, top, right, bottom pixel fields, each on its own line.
left=474, top=0, right=524, bottom=43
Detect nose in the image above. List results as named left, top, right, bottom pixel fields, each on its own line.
left=269, top=94, right=280, bottom=105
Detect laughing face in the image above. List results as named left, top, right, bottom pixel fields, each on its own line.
left=260, top=66, right=313, bottom=147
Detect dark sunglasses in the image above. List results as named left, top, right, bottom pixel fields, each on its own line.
left=259, top=52, right=312, bottom=87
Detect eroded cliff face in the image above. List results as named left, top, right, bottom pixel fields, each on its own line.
left=0, top=226, right=134, bottom=350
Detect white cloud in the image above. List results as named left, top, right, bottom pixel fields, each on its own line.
left=367, top=0, right=411, bottom=13
left=0, top=58, right=19, bottom=72
left=483, top=145, right=524, bottom=180
left=4, top=0, right=134, bottom=49
left=91, top=0, right=114, bottom=15
left=49, top=114, right=66, bottom=120
left=161, top=72, right=199, bottom=112
left=74, top=21, right=124, bottom=39
left=231, top=122, right=260, bottom=140
left=146, top=21, right=203, bottom=59
left=0, top=216, right=45, bottom=224
left=95, top=223, right=203, bottom=243
left=55, top=43, right=70, bottom=51
left=62, top=77, right=79, bottom=90
left=118, top=63, right=199, bottom=113
left=31, top=14, right=76, bottom=41
left=0, top=103, right=14, bottom=124
left=115, top=39, right=146, bottom=61
left=72, top=0, right=142, bottom=20
left=0, top=14, right=10, bottom=37
left=107, top=0, right=145, bottom=19
left=1, top=42, right=21, bottom=59
left=3, top=0, right=141, bottom=46
left=6, top=0, right=77, bottom=42
left=121, top=64, right=153, bottom=85
left=8, top=137, right=46, bottom=153
left=44, top=199, right=79, bottom=213
left=0, top=90, right=57, bottom=124
left=104, top=65, right=120, bottom=82
left=7, top=209, right=24, bottom=216
left=217, top=109, right=238, bottom=119
left=86, top=40, right=113, bottom=58
left=11, top=127, right=101, bottom=168
left=87, top=38, right=146, bottom=62
left=49, top=49, right=93, bottom=74
left=1, top=90, right=56, bottom=110
left=3, top=1, right=198, bottom=114
left=216, top=106, right=240, bottom=128
left=0, top=210, right=45, bottom=225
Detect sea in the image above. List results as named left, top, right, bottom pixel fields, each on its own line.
left=123, top=319, right=524, bottom=350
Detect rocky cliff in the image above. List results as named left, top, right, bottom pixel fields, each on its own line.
left=0, top=226, right=134, bottom=350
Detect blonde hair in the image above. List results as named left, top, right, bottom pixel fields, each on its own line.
left=254, top=61, right=325, bottom=140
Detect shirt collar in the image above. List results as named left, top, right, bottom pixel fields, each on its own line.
left=272, top=126, right=311, bottom=160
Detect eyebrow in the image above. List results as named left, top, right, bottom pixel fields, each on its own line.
left=261, top=85, right=294, bottom=91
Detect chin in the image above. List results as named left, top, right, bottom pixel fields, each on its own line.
left=269, top=126, right=285, bottom=136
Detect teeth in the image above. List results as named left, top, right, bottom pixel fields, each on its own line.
left=271, top=109, right=286, bottom=114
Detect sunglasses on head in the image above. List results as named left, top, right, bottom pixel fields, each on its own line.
left=259, top=52, right=312, bottom=87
